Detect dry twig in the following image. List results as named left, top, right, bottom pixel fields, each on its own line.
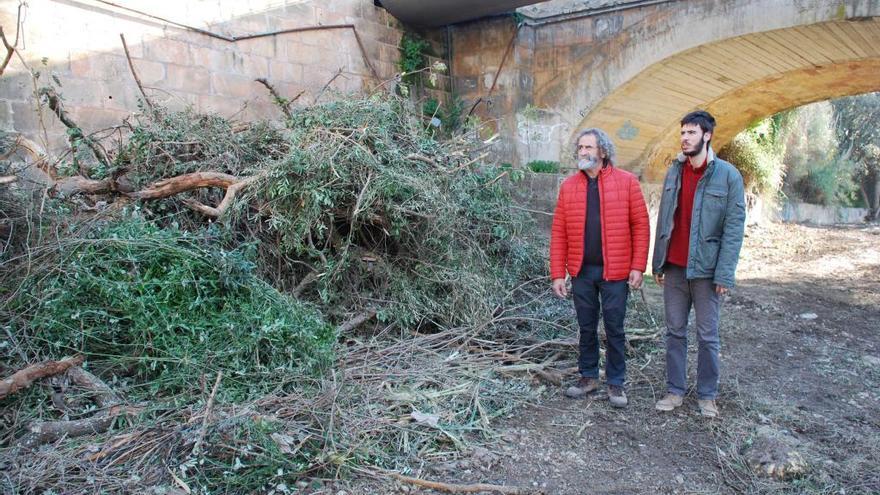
left=0, top=3, right=23, bottom=77
left=255, top=77, right=298, bottom=119
left=192, top=371, right=222, bottom=456
left=119, top=33, right=155, bottom=113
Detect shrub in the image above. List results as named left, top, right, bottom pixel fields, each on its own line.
left=526, top=160, right=561, bottom=174
left=7, top=217, right=334, bottom=402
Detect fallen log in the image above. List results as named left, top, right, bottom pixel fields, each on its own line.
left=68, top=366, right=121, bottom=408
left=131, top=171, right=261, bottom=218
left=0, top=355, right=84, bottom=400
left=376, top=468, right=540, bottom=494
left=18, top=404, right=140, bottom=449
left=17, top=365, right=139, bottom=449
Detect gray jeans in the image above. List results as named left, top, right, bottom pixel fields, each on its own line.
left=663, top=264, right=721, bottom=399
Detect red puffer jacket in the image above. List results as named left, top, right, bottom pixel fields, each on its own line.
left=550, top=165, right=650, bottom=281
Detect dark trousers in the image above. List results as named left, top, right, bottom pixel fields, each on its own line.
left=571, top=264, right=629, bottom=387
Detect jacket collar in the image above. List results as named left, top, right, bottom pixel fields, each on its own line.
left=578, top=160, right=614, bottom=180
left=676, top=146, right=716, bottom=166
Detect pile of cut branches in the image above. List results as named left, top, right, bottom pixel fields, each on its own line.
left=0, top=79, right=662, bottom=493
left=232, top=95, right=539, bottom=328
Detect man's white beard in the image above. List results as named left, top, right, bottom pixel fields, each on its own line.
left=577, top=157, right=598, bottom=172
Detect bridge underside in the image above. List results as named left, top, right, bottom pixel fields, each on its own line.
left=577, top=18, right=880, bottom=182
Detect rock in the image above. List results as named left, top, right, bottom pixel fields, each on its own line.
left=743, top=427, right=808, bottom=480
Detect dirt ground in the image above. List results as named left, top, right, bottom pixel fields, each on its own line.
left=332, top=222, right=880, bottom=494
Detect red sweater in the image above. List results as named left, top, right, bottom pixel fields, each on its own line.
left=550, top=166, right=650, bottom=281
left=666, top=158, right=706, bottom=267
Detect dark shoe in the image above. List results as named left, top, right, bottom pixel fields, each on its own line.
left=608, top=385, right=628, bottom=408
left=564, top=377, right=599, bottom=398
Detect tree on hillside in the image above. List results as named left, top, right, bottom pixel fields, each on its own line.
left=832, top=92, right=880, bottom=220
left=779, top=101, right=860, bottom=207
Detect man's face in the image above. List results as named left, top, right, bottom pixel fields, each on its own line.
left=681, top=123, right=710, bottom=157
left=577, top=134, right=605, bottom=161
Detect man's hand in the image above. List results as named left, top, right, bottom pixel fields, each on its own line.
left=653, top=272, right=665, bottom=287
left=715, top=284, right=729, bottom=295
left=628, top=270, right=644, bottom=290
left=552, top=278, right=568, bottom=298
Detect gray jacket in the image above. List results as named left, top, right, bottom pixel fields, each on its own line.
left=651, top=148, right=746, bottom=287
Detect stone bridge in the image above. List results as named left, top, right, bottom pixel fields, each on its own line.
left=449, top=0, right=880, bottom=181
left=3, top=0, right=880, bottom=186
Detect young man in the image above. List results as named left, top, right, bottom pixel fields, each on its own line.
left=550, top=128, right=650, bottom=408
left=652, top=110, right=746, bottom=418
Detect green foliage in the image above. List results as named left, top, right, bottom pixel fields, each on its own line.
left=722, top=100, right=865, bottom=206
left=7, top=216, right=334, bottom=402
left=398, top=33, right=430, bottom=86
left=789, top=156, right=859, bottom=206
left=422, top=95, right=466, bottom=135
left=0, top=90, right=548, bottom=493
left=185, top=416, right=324, bottom=492
left=422, top=98, right=440, bottom=119
left=718, top=125, right=785, bottom=195
left=117, top=107, right=286, bottom=189
left=780, top=101, right=860, bottom=206
left=234, top=94, right=540, bottom=329
left=526, top=160, right=561, bottom=174
left=832, top=92, right=880, bottom=213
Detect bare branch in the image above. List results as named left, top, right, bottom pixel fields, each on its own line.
left=18, top=404, right=141, bottom=449
left=292, top=271, right=318, bottom=298
left=67, top=366, right=121, bottom=408
left=0, top=355, right=84, bottom=400
left=53, top=175, right=113, bottom=196
left=255, top=77, right=293, bottom=119
left=0, top=26, right=14, bottom=77
left=337, top=309, right=377, bottom=334
left=129, top=171, right=240, bottom=199
left=370, top=467, right=539, bottom=494
left=119, top=33, right=155, bottom=114
left=314, top=68, right=345, bottom=104
left=130, top=172, right=260, bottom=217
left=39, top=88, right=112, bottom=169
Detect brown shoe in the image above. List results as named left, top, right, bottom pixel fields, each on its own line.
left=698, top=399, right=719, bottom=418
left=608, top=385, right=628, bottom=408
left=655, top=393, right=683, bottom=411
left=564, top=377, right=599, bottom=399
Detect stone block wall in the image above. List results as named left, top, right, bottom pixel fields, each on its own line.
left=0, top=0, right=415, bottom=154
left=447, top=4, right=665, bottom=170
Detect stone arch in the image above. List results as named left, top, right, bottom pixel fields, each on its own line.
left=575, top=17, right=880, bottom=181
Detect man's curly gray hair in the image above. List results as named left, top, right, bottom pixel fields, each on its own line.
left=572, top=128, right=616, bottom=164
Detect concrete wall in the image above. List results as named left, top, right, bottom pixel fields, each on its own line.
left=775, top=201, right=869, bottom=225
left=0, top=0, right=410, bottom=154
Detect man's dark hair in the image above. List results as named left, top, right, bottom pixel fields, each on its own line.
left=681, top=110, right=716, bottom=135
left=681, top=110, right=716, bottom=151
